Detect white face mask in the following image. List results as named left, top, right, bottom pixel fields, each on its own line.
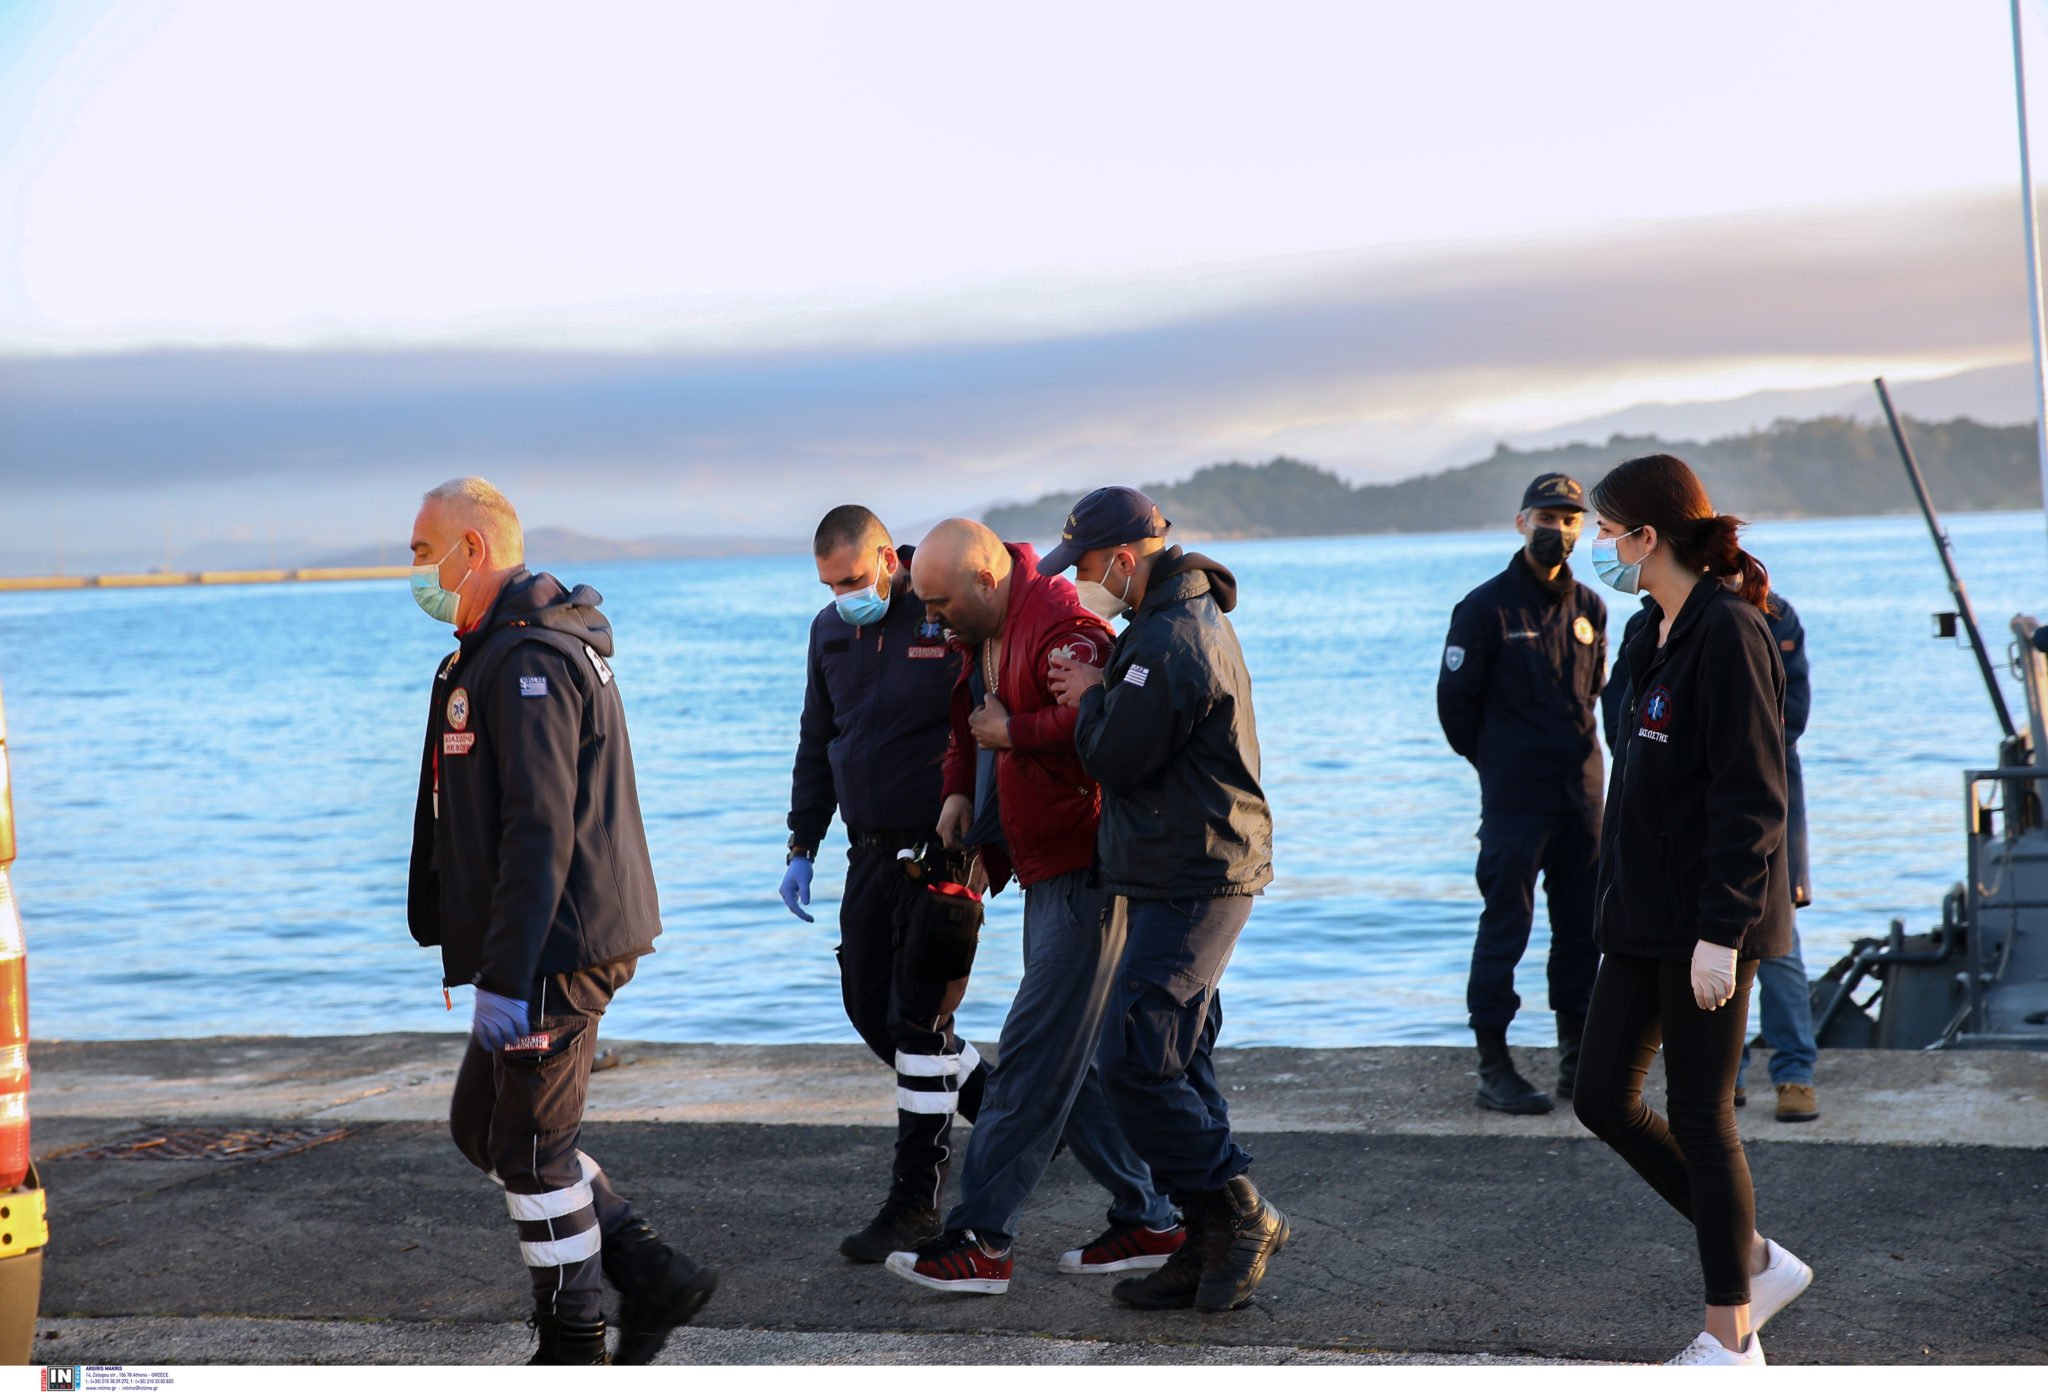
left=1077, top=559, right=1135, bottom=621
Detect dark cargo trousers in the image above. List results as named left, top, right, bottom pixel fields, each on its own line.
left=1468, top=807, right=1601, bottom=1033
left=449, top=957, right=641, bottom=1324
left=839, top=840, right=989, bottom=1210
left=1097, top=894, right=1255, bottom=1200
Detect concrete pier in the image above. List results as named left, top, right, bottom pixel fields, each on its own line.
left=23, top=1037, right=2048, bottom=1366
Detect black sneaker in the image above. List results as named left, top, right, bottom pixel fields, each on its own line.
left=602, top=1219, right=717, bottom=1366
left=839, top=1198, right=942, bottom=1263
left=1192, top=1176, right=1291, bottom=1313
left=527, top=1313, right=608, bottom=1365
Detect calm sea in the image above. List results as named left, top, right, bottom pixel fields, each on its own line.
left=4, top=510, right=2045, bottom=1049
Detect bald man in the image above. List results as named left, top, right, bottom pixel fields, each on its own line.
left=406, top=477, right=714, bottom=1364
left=884, top=520, right=1179, bottom=1296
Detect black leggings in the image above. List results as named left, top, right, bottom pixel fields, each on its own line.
left=1572, top=950, right=1760, bottom=1307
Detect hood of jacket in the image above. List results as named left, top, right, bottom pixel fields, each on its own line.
left=466, top=567, right=614, bottom=657
left=1144, top=545, right=1238, bottom=614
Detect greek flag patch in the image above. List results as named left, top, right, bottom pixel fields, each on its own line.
left=1125, top=664, right=1151, bottom=688
left=519, top=676, right=549, bottom=697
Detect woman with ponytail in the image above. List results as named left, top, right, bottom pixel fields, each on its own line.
left=1574, top=454, right=1811, bottom=1366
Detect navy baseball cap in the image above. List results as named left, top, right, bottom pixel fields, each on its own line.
left=1520, top=472, right=1586, bottom=512
left=1037, top=486, right=1171, bottom=575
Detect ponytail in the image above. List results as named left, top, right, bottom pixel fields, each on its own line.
left=1697, top=513, right=1770, bottom=610
left=1593, top=456, right=1770, bottom=610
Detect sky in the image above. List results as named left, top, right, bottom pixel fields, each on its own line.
left=4, top=0, right=2048, bottom=563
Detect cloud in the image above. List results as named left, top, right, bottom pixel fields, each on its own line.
left=0, top=189, right=2032, bottom=543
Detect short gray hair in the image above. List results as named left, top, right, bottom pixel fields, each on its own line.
left=423, top=476, right=524, bottom=563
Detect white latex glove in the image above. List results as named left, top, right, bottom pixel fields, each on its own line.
left=1690, top=940, right=1738, bottom=1011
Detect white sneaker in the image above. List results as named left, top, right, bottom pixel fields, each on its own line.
left=1750, top=1238, right=1814, bottom=1330
left=1666, top=1331, right=1766, bottom=1366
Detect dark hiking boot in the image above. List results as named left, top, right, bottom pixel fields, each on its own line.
left=527, top=1313, right=608, bottom=1365
left=1554, top=1011, right=1586, bottom=1102
left=602, top=1218, right=718, bottom=1365
left=1112, top=1203, right=1210, bottom=1309
left=1475, top=1028, right=1554, bottom=1115
left=839, top=1197, right=942, bottom=1263
left=1192, top=1176, right=1290, bottom=1312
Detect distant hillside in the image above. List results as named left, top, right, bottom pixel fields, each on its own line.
left=983, top=416, right=2042, bottom=543
left=313, top=526, right=803, bottom=568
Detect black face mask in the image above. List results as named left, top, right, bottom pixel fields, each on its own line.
left=1529, top=526, right=1573, bottom=568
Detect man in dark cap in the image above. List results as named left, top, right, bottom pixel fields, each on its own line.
left=1041, top=486, right=1286, bottom=1314
left=1435, top=473, right=1607, bottom=1115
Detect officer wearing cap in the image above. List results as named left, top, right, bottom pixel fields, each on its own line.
left=1041, top=486, right=1284, bottom=1314
left=1436, top=472, right=1606, bottom=1116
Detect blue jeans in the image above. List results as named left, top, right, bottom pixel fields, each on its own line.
left=1097, top=895, right=1255, bottom=1199
left=946, top=869, right=1173, bottom=1245
left=1738, top=924, right=1819, bottom=1088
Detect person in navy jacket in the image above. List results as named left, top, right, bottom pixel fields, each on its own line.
left=1436, top=472, right=1606, bottom=1115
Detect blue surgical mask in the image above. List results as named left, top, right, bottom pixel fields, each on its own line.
left=411, top=542, right=473, bottom=624
left=834, top=578, right=889, bottom=627
left=1590, top=527, right=1646, bottom=594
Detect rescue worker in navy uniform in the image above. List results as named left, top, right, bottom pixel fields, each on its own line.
left=779, top=504, right=991, bottom=1262
left=405, top=477, right=714, bottom=1366
left=1436, top=472, right=1606, bottom=1115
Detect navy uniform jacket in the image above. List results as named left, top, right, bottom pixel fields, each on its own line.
left=788, top=544, right=962, bottom=848
left=1602, top=592, right=1810, bottom=906
left=1437, top=551, right=1608, bottom=816
left=408, top=569, right=662, bottom=999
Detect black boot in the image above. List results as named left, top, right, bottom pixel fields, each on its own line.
left=1112, top=1202, right=1210, bottom=1309
left=528, top=1313, right=608, bottom=1365
left=1554, top=1011, right=1586, bottom=1103
left=602, top=1218, right=718, bottom=1366
left=839, top=1197, right=942, bottom=1263
left=1475, top=1028, right=1554, bottom=1115
left=1192, top=1175, right=1290, bottom=1313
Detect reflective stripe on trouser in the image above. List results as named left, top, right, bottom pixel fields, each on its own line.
left=839, top=843, right=990, bottom=1209
left=449, top=958, right=641, bottom=1323
left=492, top=1151, right=604, bottom=1289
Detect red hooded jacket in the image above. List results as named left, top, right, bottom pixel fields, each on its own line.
left=941, top=542, right=1115, bottom=889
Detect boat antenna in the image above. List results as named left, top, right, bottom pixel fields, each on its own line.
left=2012, top=0, right=2048, bottom=543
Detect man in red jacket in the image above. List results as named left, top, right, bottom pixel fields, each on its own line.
left=883, top=518, right=1181, bottom=1295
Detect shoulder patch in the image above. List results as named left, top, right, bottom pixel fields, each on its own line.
left=1444, top=645, right=1466, bottom=672
left=1125, top=664, right=1151, bottom=688
left=583, top=644, right=613, bottom=686
left=519, top=675, right=549, bottom=697
left=1780, top=638, right=1797, bottom=652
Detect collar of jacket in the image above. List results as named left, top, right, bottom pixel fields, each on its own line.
left=457, top=566, right=537, bottom=649
left=1510, top=549, right=1573, bottom=601
left=1135, top=545, right=1208, bottom=617
left=1632, top=572, right=1728, bottom=662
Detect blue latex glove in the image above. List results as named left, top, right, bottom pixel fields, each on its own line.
left=472, top=987, right=531, bottom=1050
left=779, top=857, right=815, bottom=923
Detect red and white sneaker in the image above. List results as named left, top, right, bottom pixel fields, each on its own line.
left=1058, top=1220, right=1186, bottom=1274
left=884, top=1228, right=1013, bottom=1294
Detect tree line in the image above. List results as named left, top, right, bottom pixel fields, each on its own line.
left=983, top=416, right=2043, bottom=542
